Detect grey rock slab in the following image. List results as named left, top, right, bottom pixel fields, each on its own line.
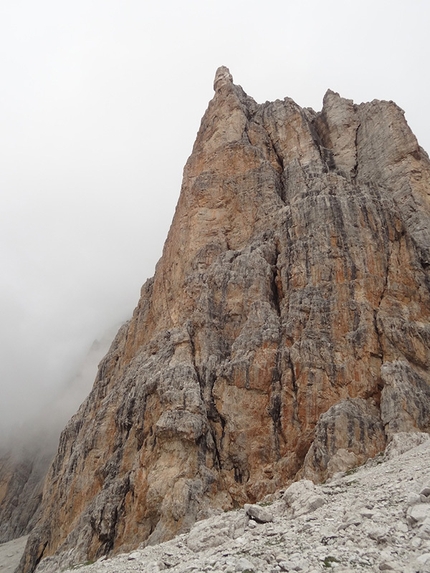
left=379, top=563, right=402, bottom=572
left=127, top=551, right=141, bottom=560
left=282, top=479, right=326, bottom=517
left=244, top=504, right=273, bottom=523
left=418, top=518, right=430, bottom=540
left=235, top=557, right=255, bottom=571
left=407, top=503, right=430, bottom=524
left=407, top=492, right=422, bottom=506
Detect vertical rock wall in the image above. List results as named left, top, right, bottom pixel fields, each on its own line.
left=17, top=67, right=430, bottom=573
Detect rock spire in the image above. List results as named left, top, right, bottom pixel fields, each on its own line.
left=16, top=68, right=430, bottom=573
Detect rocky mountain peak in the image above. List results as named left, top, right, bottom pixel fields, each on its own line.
left=213, top=65, right=233, bottom=91
left=15, top=69, right=430, bottom=573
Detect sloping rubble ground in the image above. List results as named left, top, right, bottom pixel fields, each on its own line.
left=37, top=432, right=430, bottom=573
left=0, top=536, right=28, bottom=573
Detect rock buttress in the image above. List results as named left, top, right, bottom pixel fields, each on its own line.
left=17, top=68, right=430, bottom=573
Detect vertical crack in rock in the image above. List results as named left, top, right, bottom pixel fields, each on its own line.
left=270, top=244, right=282, bottom=317
left=351, top=121, right=361, bottom=181
left=187, top=323, right=224, bottom=472
left=287, top=353, right=300, bottom=426
left=262, top=122, right=287, bottom=202
left=373, top=221, right=391, bottom=366
left=327, top=192, right=358, bottom=283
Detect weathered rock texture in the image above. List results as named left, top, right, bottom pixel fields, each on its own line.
left=0, top=445, right=50, bottom=544
left=17, top=67, right=430, bottom=573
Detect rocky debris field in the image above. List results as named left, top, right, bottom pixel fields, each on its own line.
left=32, top=432, right=430, bottom=573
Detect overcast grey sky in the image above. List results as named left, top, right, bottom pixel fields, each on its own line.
left=1, top=0, right=429, bottom=439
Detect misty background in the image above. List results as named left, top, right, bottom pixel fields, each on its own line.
left=1, top=0, right=429, bottom=444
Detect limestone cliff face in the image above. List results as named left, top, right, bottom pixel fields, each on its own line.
left=18, top=67, right=430, bottom=573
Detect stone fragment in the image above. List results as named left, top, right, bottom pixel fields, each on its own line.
left=287, top=556, right=309, bottom=571
left=367, top=525, right=389, bottom=542
left=187, top=518, right=230, bottom=552
left=235, top=557, right=255, bottom=572
left=283, top=479, right=314, bottom=504
left=407, top=504, right=430, bottom=525
left=339, top=516, right=362, bottom=530
left=418, top=518, right=430, bottom=540
left=397, top=522, right=409, bottom=533
left=414, top=554, right=430, bottom=573
left=244, top=504, right=274, bottom=523
left=360, top=508, right=375, bottom=519
left=283, top=480, right=325, bottom=517
left=417, top=553, right=430, bottom=565
left=145, top=562, right=162, bottom=573
left=379, top=562, right=402, bottom=571
left=127, top=551, right=141, bottom=560
left=407, top=492, right=422, bottom=506
left=227, top=514, right=248, bottom=539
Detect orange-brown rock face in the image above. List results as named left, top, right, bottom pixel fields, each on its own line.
left=18, top=68, right=430, bottom=573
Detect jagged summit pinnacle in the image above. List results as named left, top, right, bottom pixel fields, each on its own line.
left=213, top=65, right=233, bottom=91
